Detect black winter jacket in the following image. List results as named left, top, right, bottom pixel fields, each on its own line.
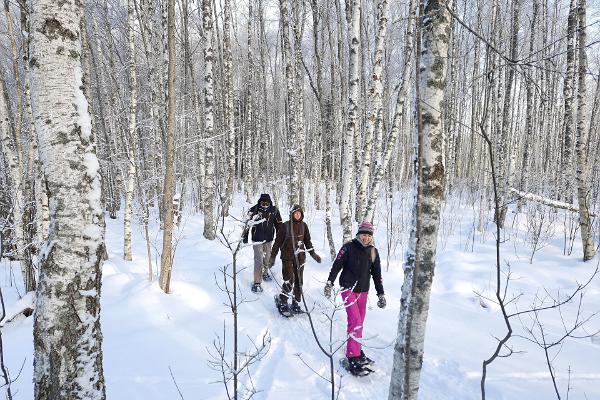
left=243, top=194, right=282, bottom=243
left=327, top=239, right=384, bottom=295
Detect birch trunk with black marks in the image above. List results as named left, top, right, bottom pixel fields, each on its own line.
left=574, top=0, right=595, bottom=261
left=340, top=0, right=361, bottom=243
left=389, top=1, right=451, bottom=398
left=202, top=0, right=217, bottom=240
left=30, top=0, right=106, bottom=396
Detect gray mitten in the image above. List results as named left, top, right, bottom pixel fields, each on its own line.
left=324, top=281, right=333, bottom=298
left=377, top=294, right=386, bottom=309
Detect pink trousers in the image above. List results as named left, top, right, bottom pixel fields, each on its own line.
left=341, top=290, right=368, bottom=358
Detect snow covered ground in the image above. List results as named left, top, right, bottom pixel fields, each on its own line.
left=2, top=190, right=599, bottom=399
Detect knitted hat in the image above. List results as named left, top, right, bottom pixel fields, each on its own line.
left=357, top=221, right=374, bottom=235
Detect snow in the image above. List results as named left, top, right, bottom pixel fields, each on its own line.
left=1, top=191, right=599, bottom=399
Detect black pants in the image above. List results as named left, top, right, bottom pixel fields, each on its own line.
left=279, top=259, right=304, bottom=304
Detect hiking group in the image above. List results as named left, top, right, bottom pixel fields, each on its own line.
left=243, top=194, right=387, bottom=377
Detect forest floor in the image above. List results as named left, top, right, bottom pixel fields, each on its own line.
left=2, top=190, right=600, bottom=399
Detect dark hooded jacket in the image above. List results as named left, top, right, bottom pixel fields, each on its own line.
left=243, top=194, right=282, bottom=243
left=327, top=238, right=384, bottom=295
left=270, top=204, right=316, bottom=263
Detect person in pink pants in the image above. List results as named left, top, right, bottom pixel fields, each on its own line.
left=324, top=221, right=386, bottom=376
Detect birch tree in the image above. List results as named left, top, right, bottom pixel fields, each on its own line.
left=363, top=0, right=416, bottom=223
left=356, top=0, right=389, bottom=221
left=29, top=0, right=106, bottom=397
left=340, top=0, right=361, bottom=243
left=574, top=0, right=595, bottom=261
left=561, top=0, right=577, bottom=203
left=279, top=0, right=301, bottom=207
left=159, top=0, right=177, bottom=292
left=202, top=0, right=217, bottom=240
left=389, top=1, right=452, bottom=398
left=124, top=0, right=138, bottom=262
left=222, top=0, right=235, bottom=216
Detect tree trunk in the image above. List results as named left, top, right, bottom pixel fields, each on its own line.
left=30, top=0, right=106, bottom=396
left=574, top=0, right=595, bottom=261
left=222, top=0, right=235, bottom=216
left=124, top=0, right=138, bottom=262
left=202, top=0, right=217, bottom=240
left=388, top=1, right=451, bottom=398
left=357, top=0, right=389, bottom=221
left=340, top=0, right=361, bottom=243
left=159, top=0, right=177, bottom=292
left=363, top=0, right=416, bottom=223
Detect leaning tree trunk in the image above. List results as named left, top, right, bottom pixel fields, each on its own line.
left=340, top=0, right=361, bottom=243
left=30, top=0, right=106, bottom=397
left=159, top=0, right=177, bottom=292
left=363, top=0, right=416, bottom=223
left=356, top=0, right=389, bottom=221
left=388, top=1, right=451, bottom=399
left=202, top=0, right=217, bottom=240
left=574, top=0, right=595, bottom=261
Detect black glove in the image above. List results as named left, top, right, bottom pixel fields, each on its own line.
left=242, top=236, right=248, bottom=244
left=377, top=294, right=386, bottom=309
left=311, top=252, right=321, bottom=263
left=324, top=281, right=333, bottom=298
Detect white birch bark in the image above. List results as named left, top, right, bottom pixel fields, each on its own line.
left=574, top=0, right=596, bottom=261
left=243, top=0, right=254, bottom=203
left=292, top=9, right=307, bottom=208
left=0, top=75, right=35, bottom=293
left=389, top=1, right=451, bottom=398
left=340, top=0, right=361, bottom=243
left=279, top=0, right=300, bottom=207
left=202, top=0, right=216, bottom=240
left=159, top=0, right=177, bottom=292
left=357, top=0, right=389, bottom=221
left=222, top=0, right=235, bottom=216
left=30, top=0, right=106, bottom=396
left=363, top=0, right=416, bottom=223
left=561, top=0, right=577, bottom=202
left=124, top=0, right=138, bottom=262
left=495, top=0, right=520, bottom=227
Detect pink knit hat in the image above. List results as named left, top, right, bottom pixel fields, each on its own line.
left=357, top=221, right=374, bottom=235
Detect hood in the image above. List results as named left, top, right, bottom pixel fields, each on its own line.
left=289, top=204, right=304, bottom=222
left=257, top=194, right=273, bottom=208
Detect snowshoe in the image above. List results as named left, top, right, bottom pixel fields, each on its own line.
left=251, top=283, right=263, bottom=293
left=262, top=269, right=272, bottom=282
left=358, top=350, right=374, bottom=367
left=274, top=295, right=293, bottom=318
left=290, top=301, right=305, bottom=314
left=340, top=357, right=373, bottom=377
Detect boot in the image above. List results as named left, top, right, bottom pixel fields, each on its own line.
left=358, top=350, right=374, bottom=366
left=347, top=357, right=370, bottom=376
left=291, top=301, right=303, bottom=314
left=251, top=283, right=263, bottom=293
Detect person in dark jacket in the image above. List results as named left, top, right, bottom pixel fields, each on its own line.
left=243, top=194, right=282, bottom=293
left=323, top=221, right=386, bottom=376
left=269, top=204, right=321, bottom=314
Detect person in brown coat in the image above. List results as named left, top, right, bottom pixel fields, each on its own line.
left=269, top=204, right=321, bottom=314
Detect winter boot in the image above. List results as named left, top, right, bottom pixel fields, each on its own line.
left=262, top=267, right=272, bottom=282
left=291, top=301, right=304, bottom=314
left=347, top=357, right=370, bottom=377
left=251, top=283, right=263, bottom=293
left=274, top=295, right=293, bottom=318
left=358, top=350, right=374, bottom=366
